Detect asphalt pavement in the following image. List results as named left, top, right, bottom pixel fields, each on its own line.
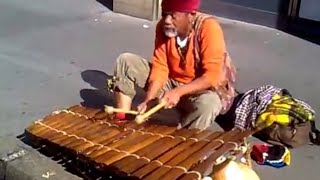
left=0, top=0, right=320, bottom=179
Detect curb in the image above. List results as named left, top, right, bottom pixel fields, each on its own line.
left=0, top=136, right=80, bottom=180
left=103, top=10, right=277, bottom=31
left=216, top=16, right=276, bottom=31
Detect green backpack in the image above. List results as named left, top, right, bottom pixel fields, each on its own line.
left=255, top=93, right=320, bottom=148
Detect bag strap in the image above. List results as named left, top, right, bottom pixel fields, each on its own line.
left=193, top=13, right=213, bottom=74
left=194, top=13, right=213, bottom=72
left=309, top=121, right=320, bottom=145
left=192, top=13, right=237, bottom=113
left=192, top=13, right=235, bottom=79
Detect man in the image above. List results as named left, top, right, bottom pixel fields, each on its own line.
left=111, top=0, right=236, bottom=130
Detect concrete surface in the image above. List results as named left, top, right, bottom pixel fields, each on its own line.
left=0, top=0, right=320, bottom=179
left=0, top=136, right=80, bottom=180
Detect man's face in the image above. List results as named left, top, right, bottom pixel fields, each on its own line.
left=161, top=12, right=192, bottom=38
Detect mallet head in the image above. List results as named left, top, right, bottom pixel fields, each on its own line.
left=135, top=115, right=146, bottom=124
left=104, top=105, right=114, bottom=114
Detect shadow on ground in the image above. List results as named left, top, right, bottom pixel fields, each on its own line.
left=215, top=93, right=243, bottom=131
left=80, top=69, right=146, bottom=108
left=80, top=70, right=114, bottom=108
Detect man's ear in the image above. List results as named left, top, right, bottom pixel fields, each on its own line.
left=191, top=10, right=197, bottom=15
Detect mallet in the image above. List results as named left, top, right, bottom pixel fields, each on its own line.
left=104, top=105, right=139, bottom=115
left=135, top=101, right=166, bottom=124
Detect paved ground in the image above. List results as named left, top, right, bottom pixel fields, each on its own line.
left=0, top=0, right=320, bottom=179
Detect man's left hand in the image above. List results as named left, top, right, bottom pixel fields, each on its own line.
left=160, top=89, right=181, bottom=109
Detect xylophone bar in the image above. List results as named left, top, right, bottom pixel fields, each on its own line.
left=109, top=131, right=197, bottom=171
left=191, top=129, right=255, bottom=176
left=131, top=132, right=223, bottom=179
left=140, top=130, right=239, bottom=180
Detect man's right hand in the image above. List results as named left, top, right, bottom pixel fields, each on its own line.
left=138, top=80, right=164, bottom=114
left=137, top=101, right=149, bottom=114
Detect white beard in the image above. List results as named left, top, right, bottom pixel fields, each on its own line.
left=164, top=28, right=178, bottom=38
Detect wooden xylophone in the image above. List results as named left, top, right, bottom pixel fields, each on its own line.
left=25, top=105, right=255, bottom=180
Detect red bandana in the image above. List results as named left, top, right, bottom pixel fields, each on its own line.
left=161, top=0, right=201, bottom=13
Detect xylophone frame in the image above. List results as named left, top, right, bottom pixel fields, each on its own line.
left=24, top=105, right=255, bottom=180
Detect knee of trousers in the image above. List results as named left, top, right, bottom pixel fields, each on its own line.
left=193, top=92, right=222, bottom=116
left=190, top=92, right=223, bottom=130
left=113, top=53, right=140, bottom=98
left=114, top=53, right=140, bottom=72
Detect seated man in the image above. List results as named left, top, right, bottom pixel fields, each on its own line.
left=110, top=0, right=236, bottom=130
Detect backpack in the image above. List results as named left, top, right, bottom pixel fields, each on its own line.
left=192, top=13, right=237, bottom=114
left=255, top=93, right=320, bottom=148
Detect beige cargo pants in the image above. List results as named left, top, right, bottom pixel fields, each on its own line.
left=113, top=53, right=223, bottom=131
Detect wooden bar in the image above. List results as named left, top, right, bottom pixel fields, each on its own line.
left=68, top=106, right=102, bottom=117
left=94, top=125, right=177, bottom=163
left=126, top=132, right=223, bottom=177
left=142, top=131, right=236, bottom=180
left=28, top=112, right=78, bottom=135
left=110, top=128, right=203, bottom=172
left=100, top=133, right=163, bottom=165
left=178, top=172, right=201, bottom=180
left=34, top=115, right=90, bottom=138
left=159, top=130, right=241, bottom=179
left=171, top=128, right=201, bottom=138
left=71, top=126, right=122, bottom=152
left=131, top=132, right=222, bottom=178
left=80, top=128, right=132, bottom=156
left=63, top=123, right=111, bottom=148
left=44, top=119, right=96, bottom=142
left=190, top=130, right=253, bottom=176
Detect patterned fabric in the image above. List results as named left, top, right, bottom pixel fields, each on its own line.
left=234, top=85, right=315, bottom=130
left=193, top=13, right=237, bottom=114
left=256, top=94, right=315, bottom=128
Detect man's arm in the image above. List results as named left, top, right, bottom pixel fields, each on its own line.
left=173, top=76, right=211, bottom=96
left=144, top=21, right=169, bottom=101
left=144, top=81, right=164, bottom=101
left=174, top=18, right=226, bottom=97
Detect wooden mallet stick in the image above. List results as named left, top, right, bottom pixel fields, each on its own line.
left=135, top=101, right=166, bottom=124
left=243, top=138, right=252, bottom=168
left=104, top=105, right=138, bottom=115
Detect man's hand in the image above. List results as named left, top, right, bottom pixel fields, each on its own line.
left=137, top=101, right=149, bottom=114
left=138, top=81, right=164, bottom=114
left=160, top=89, right=181, bottom=109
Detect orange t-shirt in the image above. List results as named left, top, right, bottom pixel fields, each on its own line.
left=148, top=17, right=226, bottom=88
